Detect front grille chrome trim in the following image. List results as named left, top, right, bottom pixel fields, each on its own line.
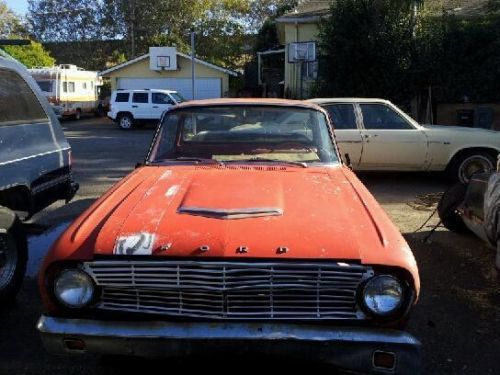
left=83, top=260, right=373, bottom=321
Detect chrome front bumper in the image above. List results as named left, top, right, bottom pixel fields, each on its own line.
left=38, top=315, right=421, bottom=374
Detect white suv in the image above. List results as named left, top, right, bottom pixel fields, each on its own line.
left=107, top=89, right=185, bottom=129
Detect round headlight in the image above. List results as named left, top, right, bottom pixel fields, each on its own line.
left=362, top=275, right=404, bottom=317
left=54, top=269, right=95, bottom=308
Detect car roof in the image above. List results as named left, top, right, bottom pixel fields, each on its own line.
left=308, top=97, right=392, bottom=104
left=172, top=98, right=325, bottom=111
left=116, top=89, right=178, bottom=93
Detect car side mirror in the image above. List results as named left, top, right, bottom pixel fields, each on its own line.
left=344, top=153, right=352, bottom=169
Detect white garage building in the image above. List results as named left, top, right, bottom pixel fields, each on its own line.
left=100, top=47, right=237, bottom=100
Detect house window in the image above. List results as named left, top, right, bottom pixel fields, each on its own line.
left=302, top=61, right=318, bottom=79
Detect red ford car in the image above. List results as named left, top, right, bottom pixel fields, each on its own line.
left=37, top=99, right=421, bottom=374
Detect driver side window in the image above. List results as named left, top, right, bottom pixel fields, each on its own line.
left=360, top=104, right=414, bottom=130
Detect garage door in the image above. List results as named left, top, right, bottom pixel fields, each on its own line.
left=116, top=78, right=221, bottom=100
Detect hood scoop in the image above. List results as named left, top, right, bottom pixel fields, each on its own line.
left=178, top=206, right=283, bottom=220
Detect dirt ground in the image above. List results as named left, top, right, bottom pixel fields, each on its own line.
left=0, top=118, right=499, bottom=374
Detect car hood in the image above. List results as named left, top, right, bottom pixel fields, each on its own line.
left=48, top=165, right=416, bottom=271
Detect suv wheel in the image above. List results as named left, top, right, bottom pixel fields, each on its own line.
left=118, top=113, right=134, bottom=130
left=0, top=218, right=27, bottom=304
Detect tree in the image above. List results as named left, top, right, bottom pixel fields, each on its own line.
left=0, top=1, right=55, bottom=67
left=3, top=40, right=55, bottom=67
left=28, top=0, right=108, bottom=41
left=316, top=0, right=418, bottom=102
left=0, top=1, right=25, bottom=37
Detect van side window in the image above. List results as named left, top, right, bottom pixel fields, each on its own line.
left=132, top=92, right=149, bottom=103
left=115, top=93, right=130, bottom=102
left=0, top=68, right=48, bottom=126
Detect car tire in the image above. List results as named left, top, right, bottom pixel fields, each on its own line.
left=448, top=151, right=496, bottom=183
left=437, top=183, right=469, bottom=233
left=74, top=109, right=81, bottom=121
left=0, top=217, right=27, bottom=304
left=118, top=113, right=134, bottom=130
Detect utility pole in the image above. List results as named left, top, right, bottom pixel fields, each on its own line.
left=191, top=29, right=195, bottom=100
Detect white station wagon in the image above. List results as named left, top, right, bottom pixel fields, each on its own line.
left=310, top=98, right=500, bottom=182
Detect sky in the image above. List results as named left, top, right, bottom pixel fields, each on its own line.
left=5, top=0, right=28, bottom=16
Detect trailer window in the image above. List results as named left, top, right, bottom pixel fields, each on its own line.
left=36, top=80, right=53, bottom=92
left=0, top=68, right=48, bottom=126
left=63, top=82, right=75, bottom=93
left=83, top=82, right=87, bottom=90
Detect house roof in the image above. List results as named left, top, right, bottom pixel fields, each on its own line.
left=275, top=0, right=494, bottom=24
left=100, top=51, right=238, bottom=77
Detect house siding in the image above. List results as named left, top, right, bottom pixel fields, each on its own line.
left=103, top=55, right=230, bottom=96
left=282, top=23, right=320, bottom=98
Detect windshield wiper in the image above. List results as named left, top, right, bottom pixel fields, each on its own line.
left=222, top=157, right=308, bottom=168
left=150, top=157, right=223, bottom=165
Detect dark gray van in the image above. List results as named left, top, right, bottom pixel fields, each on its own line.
left=0, top=52, right=78, bottom=303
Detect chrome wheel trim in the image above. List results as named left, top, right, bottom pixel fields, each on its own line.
left=458, top=155, right=494, bottom=183
left=0, top=234, right=17, bottom=291
left=119, top=116, right=132, bottom=129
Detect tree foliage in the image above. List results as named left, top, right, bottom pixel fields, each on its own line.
left=0, top=1, right=55, bottom=68
left=27, top=0, right=297, bottom=70
left=316, top=0, right=500, bottom=103
left=3, top=41, right=55, bottom=67
left=316, top=0, right=416, bottom=101
left=0, top=0, right=25, bottom=37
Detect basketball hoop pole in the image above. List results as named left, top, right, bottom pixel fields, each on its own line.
left=191, top=29, right=195, bottom=100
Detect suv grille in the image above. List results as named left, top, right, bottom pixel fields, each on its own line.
left=83, top=260, right=372, bottom=320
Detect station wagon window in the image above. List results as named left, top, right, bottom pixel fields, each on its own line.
left=360, top=104, right=414, bottom=130
left=115, top=92, right=129, bottom=102
left=323, top=104, right=357, bottom=129
left=152, top=93, right=174, bottom=105
left=0, top=68, right=48, bottom=126
left=132, top=92, right=149, bottom=103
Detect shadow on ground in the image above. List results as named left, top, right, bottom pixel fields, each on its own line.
left=405, top=230, right=500, bottom=374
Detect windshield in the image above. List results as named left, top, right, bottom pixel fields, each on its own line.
left=148, top=105, right=339, bottom=165
left=36, top=80, right=53, bottom=92
left=170, top=92, right=185, bottom=103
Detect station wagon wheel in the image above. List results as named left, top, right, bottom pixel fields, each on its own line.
left=0, top=220, right=27, bottom=303
left=451, top=151, right=495, bottom=183
left=118, top=114, right=134, bottom=130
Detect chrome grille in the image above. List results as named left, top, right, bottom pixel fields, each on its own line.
left=83, top=260, right=372, bottom=320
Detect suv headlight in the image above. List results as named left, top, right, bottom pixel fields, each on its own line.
left=54, top=269, right=95, bottom=308
left=362, top=275, right=404, bottom=317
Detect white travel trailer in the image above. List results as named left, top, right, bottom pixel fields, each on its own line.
left=29, top=64, right=102, bottom=120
